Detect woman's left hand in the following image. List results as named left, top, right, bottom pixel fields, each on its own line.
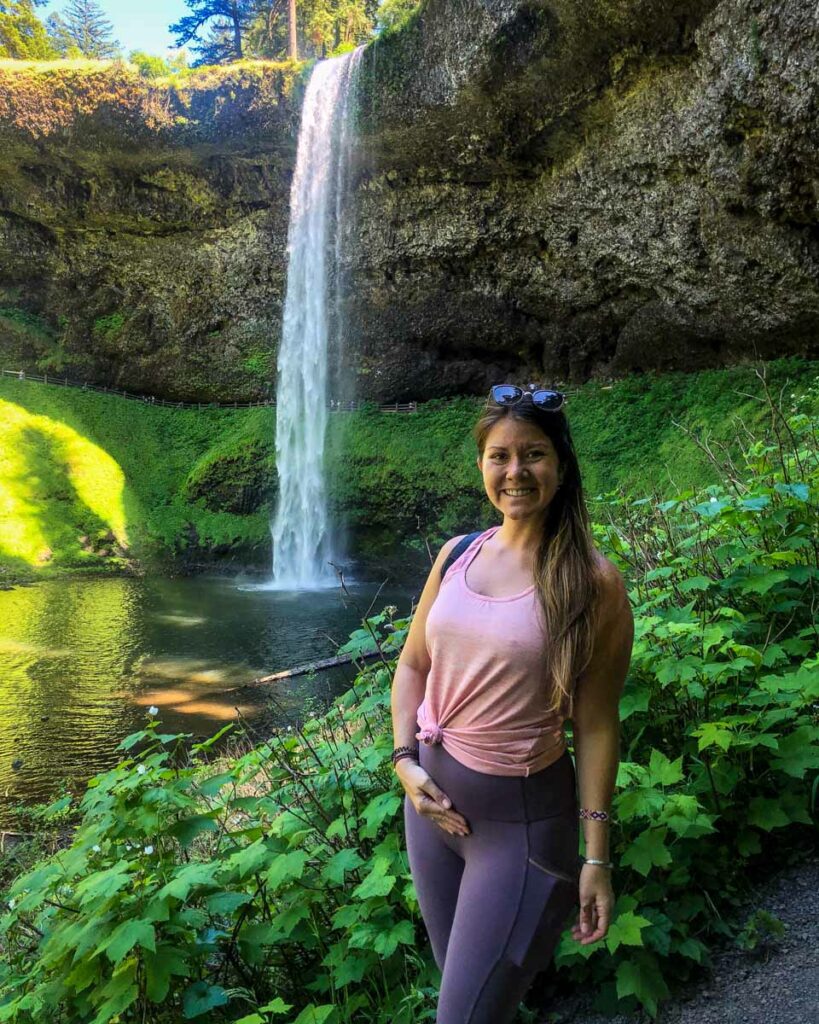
left=571, top=864, right=614, bottom=944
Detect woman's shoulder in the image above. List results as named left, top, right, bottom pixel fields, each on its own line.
left=591, top=548, right=620, bottom=580
left=435, top=529, right=487, bottom=579
left=439, top=527, right=490, bottom=559
left=591, top=549, right=631, bottom=617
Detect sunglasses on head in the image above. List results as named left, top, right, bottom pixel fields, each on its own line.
left=488, top=384, right=566, bottom=411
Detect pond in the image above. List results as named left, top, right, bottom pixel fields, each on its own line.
left=0, top=573, right=416, bottom=825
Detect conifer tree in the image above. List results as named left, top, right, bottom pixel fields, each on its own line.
left=56, top=0, right=119, bottom=59
left=170, top=0, right=254, bottom=65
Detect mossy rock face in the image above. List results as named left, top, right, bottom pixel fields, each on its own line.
left=344, top=0, right=819, bottom=398
left=183, top=438, right=276, bottom=515
left=0, top=61, right=302, bottom=401
left=2, top=5, right=818, bottom=406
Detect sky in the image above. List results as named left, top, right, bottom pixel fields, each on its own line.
left=42, top=0, right=191, bottom=55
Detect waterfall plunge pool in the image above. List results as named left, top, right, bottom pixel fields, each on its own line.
left=0, top=572, right=415, bottom=826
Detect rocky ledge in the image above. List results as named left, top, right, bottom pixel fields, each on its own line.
left=346, top=0, right=819, bottom=399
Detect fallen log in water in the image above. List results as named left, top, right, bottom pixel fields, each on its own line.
left=211, top=648, right=385, bottom=699
left=252, top=648, right=383, bottom=685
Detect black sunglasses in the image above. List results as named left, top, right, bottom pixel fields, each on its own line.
left=488, top=384, right=566, bottom=411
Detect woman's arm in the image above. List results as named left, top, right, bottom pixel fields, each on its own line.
left=570, top=556, right=634, bottom=942
left=391, top=535, right=462, bottom=746
left=391, top=536, right=471, bottom=836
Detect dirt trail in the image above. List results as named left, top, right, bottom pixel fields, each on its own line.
left=540, top=854, right=819, bottom=1024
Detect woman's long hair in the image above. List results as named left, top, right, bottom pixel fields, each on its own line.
left=473, top=397, right=601, bottom=718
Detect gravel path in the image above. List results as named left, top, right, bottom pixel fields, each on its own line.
left=538, top=854, right=819, bottom=1024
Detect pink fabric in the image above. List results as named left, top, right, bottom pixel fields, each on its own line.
left=416, top=526, right=567, bottom=777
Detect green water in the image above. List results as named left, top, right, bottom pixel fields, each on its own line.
left=0, top=574, right=414, bottom=823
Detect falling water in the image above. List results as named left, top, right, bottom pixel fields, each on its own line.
left=270, top=49, right=362, bottom=590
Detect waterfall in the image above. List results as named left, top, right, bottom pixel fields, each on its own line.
left=270, top=49, right=362, bottom=590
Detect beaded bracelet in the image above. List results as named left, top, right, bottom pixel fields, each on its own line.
left=392, top=745, right=420, bottom=767
left=579, top=808, right=610, bottom=821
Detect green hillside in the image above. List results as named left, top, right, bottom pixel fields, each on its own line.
left=1, top=358, right=816, bottom=583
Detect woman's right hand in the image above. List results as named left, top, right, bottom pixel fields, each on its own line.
left=396, top=760, right=471, bottom=836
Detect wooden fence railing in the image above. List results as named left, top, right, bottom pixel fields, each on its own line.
left=1, top=370, right=418, bottom=413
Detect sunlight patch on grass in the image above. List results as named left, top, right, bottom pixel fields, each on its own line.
left=0, top=398, right=128, bottom=566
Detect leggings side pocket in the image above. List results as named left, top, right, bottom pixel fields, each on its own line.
left=505, top=856, right=578, bottom=972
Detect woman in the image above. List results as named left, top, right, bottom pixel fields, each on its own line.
left=390, top=384, right=634, bottom=1024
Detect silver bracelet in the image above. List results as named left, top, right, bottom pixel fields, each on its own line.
left=583, top=858, right=614, bottom=869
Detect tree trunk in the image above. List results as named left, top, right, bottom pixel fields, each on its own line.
left=288, top=0, right=297, bottom=59
left=232, top=1, right=243, bottom=58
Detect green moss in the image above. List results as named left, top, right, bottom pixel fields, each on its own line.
left=0, top=379, right=275, bottom=575
left=0, top=306, right=66, bottom=374
left=183, top=409, right=275, bottom=515
left=0, top=306, right=54, bottom=349
left=1, top=359, right=816, bottom=581
left=242, top=350, right=275, bottom=381
left=92, top=312, right=126, bottom=346
left=330, top=358, right=819, bottom=553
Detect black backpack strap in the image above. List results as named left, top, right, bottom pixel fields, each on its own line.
left=440, top=531, right=483, bottom=581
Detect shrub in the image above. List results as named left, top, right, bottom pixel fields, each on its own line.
left=0, top=375, right=816, bottom=1021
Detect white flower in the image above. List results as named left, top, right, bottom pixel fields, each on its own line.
left=136, top=764, right=147, bottom=775
left=148, top=706, right=158, bottom=716
left=143, top=845, right=154, bottom=855
left=7, top=899, right=15, bottom=910
left=286, top=725, right=293, bottom=732
left=92, top=844, right=101, bottom=853
left=710, top=496, right=718, bottom=503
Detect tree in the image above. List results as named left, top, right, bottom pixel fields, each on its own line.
left=45, top=11, right=77, bottom=55
left=287, top=0, right=296, bottom=58
left=374, top=0, right=420, bottom=36
left=128, top=49, right=170, bottom=78
left=54, top=0, right=120, bottom=58
left=244, top=0, right=373, bottom=62
left=170, top=0, right=256, bottom=65
left=0, top=0, right=58, bottom=58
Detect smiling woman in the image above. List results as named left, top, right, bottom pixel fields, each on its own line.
left=390, top=383, right=634, bottom=1024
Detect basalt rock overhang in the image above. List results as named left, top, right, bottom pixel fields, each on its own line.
left=0, top=60, right=303, bottom=402
left=345, top=0, right=819, bottom=401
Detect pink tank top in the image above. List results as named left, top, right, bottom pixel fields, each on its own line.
left=416, top=526, right=567, bottom=777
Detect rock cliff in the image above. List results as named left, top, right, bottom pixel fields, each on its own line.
left=0, top=0, right=817, bottom=402
left=347, top=0, right=819, bottom=398
left=0, top=61, right=301, bottom=401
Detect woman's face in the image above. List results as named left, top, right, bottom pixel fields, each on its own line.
left=477, top=417, right=564, bottom=522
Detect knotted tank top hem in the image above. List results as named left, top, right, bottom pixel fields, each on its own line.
left=436, top=735, right=567, bottom=778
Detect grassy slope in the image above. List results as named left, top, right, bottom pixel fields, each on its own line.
left=333, top=359, right=819, bottom=547
left=0, top=380, right=275, bottom=580
left=1, top=358, right=817, bottom=581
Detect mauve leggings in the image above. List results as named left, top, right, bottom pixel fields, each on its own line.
left=403, top=742, right=581, bottom=1024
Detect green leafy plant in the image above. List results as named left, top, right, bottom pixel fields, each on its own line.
left=0, top=372, right=816, bottom=1022
left=733, top=909, right=786, bottom=954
